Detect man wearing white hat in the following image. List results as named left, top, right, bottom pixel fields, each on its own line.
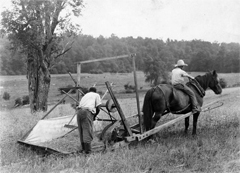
left=171, top=60, right=201, bottom=114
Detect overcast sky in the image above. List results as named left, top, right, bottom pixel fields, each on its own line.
left=1, top=0, right=240, bottom=43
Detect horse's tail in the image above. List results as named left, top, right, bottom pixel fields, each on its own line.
left=142, top=88, right=154, bottom=131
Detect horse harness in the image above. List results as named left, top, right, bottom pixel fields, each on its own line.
left=156, top=79, right=205, bottom=114
left=187, top=79, right=205, bottom=97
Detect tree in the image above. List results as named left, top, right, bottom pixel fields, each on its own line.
left=143, top=56, right=169, bottom=86
left=0, top=37, right=27, bottom=75
left=1, top=0, right=83, bottom=112
left=190, top=50, right=212, bottom=71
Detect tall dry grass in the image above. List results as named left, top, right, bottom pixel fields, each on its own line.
left=1, top=87, right=240, bottom=173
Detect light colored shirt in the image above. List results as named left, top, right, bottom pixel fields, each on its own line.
left=171, top=68, right=188, bottom=85
left=79, top=92, right=101, bottom=114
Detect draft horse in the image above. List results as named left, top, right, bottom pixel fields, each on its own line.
left=142, top=70, right=222, bottom=135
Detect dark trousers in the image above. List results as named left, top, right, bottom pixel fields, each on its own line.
left=76, top=109, right=94, bottom=144
left=174, top=83, right=199, bottom=108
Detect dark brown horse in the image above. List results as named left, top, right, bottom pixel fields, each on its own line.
left=142, top=70, right=222, bottom=135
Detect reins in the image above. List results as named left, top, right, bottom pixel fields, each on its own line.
left=187, top=78, right=205, bottom=97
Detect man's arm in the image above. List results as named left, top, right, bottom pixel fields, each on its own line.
left=182, top=71, right=194, bottom=79
left=96, top=105, right=100, bottom=115
left=93, top=105, right=101, bottom=120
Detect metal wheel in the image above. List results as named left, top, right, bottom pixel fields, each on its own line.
left=99, top=121, right=126, bottom=145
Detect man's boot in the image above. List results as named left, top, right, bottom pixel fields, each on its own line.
left=84, top=143, right=91, bottom=154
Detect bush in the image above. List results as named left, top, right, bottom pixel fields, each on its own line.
left=58, top=84, right=76, bottom=94
left=58, top=85, right=89, bottom=95
left=22, top=95, right=30, bottom=105
left=219, top=78, right=227, bottom=88
left=14, top=97, right=22, bottom=107
left=66, top=85, right=76, bottom=94
left=124, top=83, right=135, bottom=93
left=232, top=82, right=240, bottom=87
left=3, top=92, right=10, bottom=100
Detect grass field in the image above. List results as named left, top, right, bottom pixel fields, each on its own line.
left=0, top=72, right=149, bottom=109
left=0, top=71, right=239, bottom=109
left=0, top=72, right=240, bottom=173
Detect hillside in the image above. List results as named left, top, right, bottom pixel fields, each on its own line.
left=1, top=36, right=240, bottom=75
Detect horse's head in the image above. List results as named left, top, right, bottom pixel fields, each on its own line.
left=208, top=70, right=222, bottom=94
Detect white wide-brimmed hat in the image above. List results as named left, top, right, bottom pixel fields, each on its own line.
left=175, top=59, right=188, bottom=67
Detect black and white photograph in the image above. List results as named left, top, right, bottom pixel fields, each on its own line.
left=0, top=0, right=239, bottom=172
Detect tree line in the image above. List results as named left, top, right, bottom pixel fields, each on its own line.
left=1, top=35, right=239, bottom=76
left=1, top=0, right=239, bottom=112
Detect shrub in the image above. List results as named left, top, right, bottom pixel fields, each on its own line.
left=22, top=95, right=30, bottom=105
left=66, top=85, right=76, bottom=94
left=124, top=83, right=135, bottom=93
left=58, top=84, right=76, bottom=94
left=3, top=92, right=10, bottom=100
left=219, top=78, right=227, bottom=88
left=58, top=85, right=89, bottom=95
left=232, top=82, right=240, bottom=87
left=14, top=97, right=22, bottom=107
left=125, top=89, right=134, bottom=93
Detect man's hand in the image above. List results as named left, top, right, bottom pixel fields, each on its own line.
left=182, top=73, right=194, bottom=80
left=186, top=74, right=194, bottom=79
left=93, top=106, right=100, bottom=120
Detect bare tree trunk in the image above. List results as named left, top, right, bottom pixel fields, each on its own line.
left=27, top=53, right=51, bottom=112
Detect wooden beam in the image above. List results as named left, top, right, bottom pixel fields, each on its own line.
left=77, top=63, right=81, bottom=85
left=20, top=89, right=73, bottom=141
left=77, top=63, right=81, bottom=101
left=77, top=55, right=131, bottom=100
left=137, top=113, right=192, bottom=141
left=132, top=55, right=143, bottom=133
left=105, top=81, right=133, bottom=136
left=134, top=100, right=220, bottom=141
left=41, top=89, right=73, bottom=120
left=61, top=90, right=78, bottom=103
left=78, top=55, right=130, bottom=64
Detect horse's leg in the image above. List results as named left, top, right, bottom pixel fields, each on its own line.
left=145, top=112, right=162, bottom=142
left=151, top=112, right=162, bottom=129
left=192, top=112, right=200, bottom=135
left=184, top=117, right=189, bottom=134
